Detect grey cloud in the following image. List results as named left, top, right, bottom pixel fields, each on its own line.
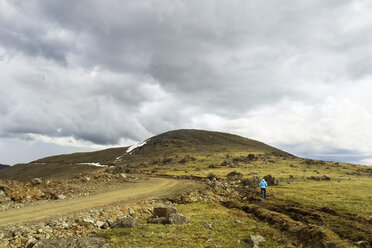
left=1, top=0, right=372, bottom=164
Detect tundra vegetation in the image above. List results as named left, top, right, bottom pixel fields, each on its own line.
left=0, top=130, right=371, bottom=247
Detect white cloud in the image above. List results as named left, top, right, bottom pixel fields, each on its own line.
left=1, top=0, right=372, bottom=165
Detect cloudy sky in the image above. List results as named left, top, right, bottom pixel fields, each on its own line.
left=1, top=0, right=372, bottom=165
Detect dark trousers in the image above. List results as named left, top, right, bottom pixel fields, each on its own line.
left=261, top=188, right=266, bottom=198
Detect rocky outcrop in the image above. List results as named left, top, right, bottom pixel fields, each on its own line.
left=226, top=171, right=243, bottom=180
left=263, top=174, right=279, bottom=185
left=308, top=175, right=331, bottom=181
left=147, top=203, right=189, bottom=225
left=112, top=216, right=138, bottom=228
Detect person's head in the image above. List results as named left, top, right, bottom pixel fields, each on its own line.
left=262, top=178, right=265, bottom=181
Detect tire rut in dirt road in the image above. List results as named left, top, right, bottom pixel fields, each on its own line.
left=0, top=178, right=195, bottom=226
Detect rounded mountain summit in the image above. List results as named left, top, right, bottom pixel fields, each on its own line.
left=0, top=129, right=293, bottom=180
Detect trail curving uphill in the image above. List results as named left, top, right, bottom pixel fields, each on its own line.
left=0, top=178, right=196, bottom=226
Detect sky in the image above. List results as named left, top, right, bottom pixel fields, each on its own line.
left=1, top=0, right=372, bottom=165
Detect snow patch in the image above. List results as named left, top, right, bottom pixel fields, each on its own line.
left=126, top=139, right=148, bottom=154
left=79, top=162, right=108, bottom=167
left=115, top=155, right=124, bottom=161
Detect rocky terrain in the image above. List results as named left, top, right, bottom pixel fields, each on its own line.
left=0, top=130, right=371, bottom=248
left=0, top=170, right=138, bottom=211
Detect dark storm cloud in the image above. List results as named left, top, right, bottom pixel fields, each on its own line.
left=1, top=0, right=372, bottom=164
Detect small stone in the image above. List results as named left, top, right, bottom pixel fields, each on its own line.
left=95, top=221, right=106, bottom=228
left=61, top=221, right=69, bottom=228
left=203, top=222, right=212, bottom=229
left=30, top=178, right=43, bottom=185
left=128, top=208, right=135, bottom=216
left=82, top=217, right=95, bottom=225
left=57, top=194, right=66, bottom=200
left=246, top=234, right=265, bottom=248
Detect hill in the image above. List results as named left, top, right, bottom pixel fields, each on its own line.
left=0, top=163, right=10, bottom=170
left=0, top=129, right=371, bottom=247
left=0, top=129, right=292, bottom=180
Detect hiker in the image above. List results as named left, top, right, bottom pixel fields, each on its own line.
left=259, top=178, right=268, bottom=199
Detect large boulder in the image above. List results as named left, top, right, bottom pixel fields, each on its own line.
left=167, top=213, right=189, bottom=225
left=263, top=175, right=279, bottom=186
left=226, top=171, right=243, bottom=180
left=112, top=216, right=138, bottom=228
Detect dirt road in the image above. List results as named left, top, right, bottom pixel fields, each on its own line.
left=0, top=178, right=196, bottom=226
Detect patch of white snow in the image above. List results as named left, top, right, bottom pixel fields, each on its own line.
left=126, top=139, right=148, bottom=154
left=79, top=162, right=108, bottom=167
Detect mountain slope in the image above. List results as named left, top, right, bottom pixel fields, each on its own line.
left=0, top=129, right=293, bottom=180
left=116, top=129, right=293, bottom=165
left=0, top=164, right=10, bottom=170
left=33, top=147, right=128, bottom=164
left=31, top=129, right=292, bottom=165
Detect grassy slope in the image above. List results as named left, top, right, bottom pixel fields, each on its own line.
left=0, top=163, right=101, bottom=181
left=1, top=129, right=371, bottom=246
left=0, top=129, right=291, bottom=180
left=117, top=129, right=292, bottom=166
left=0, top=164, right=10, bottom=169
left=33, top=147, right=128, bottom=164
left=103, top=201, right=291, bottom=248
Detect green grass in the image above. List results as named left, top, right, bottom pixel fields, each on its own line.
left=270, top=177, right=372, bottom=217
left=102, top=201, right=292, bottom=248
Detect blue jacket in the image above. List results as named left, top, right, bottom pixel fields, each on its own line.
left=259, top=179, right=268, bottom=188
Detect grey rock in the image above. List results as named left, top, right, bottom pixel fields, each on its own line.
left=81, top=217, right=95, bottom=226
left=113, top=216, right=138, bottom=228
left=57, top=194, right=66, bottom=200
left=30, top=178, right=43, bottom=185
left=245, top=234, right=265, bottom=248
left=153, top=205, right=177, bottom=218
left=147, top=217, right=168, bottom=224
left=95, top=221, right=106, bottom=228
left=28, top=236, right=110, bottom=248
left=203, top=222, right=212, bottom=229
left=167, top=213, right=189, bottom=225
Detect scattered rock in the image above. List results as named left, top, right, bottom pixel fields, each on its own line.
left=355, top=240, right=369, bottom=247
left=153, top=206, right=176, bottom=218
left=244, top=234, right=265, bottom=248
left=203, top=222, right=212, bottom=229
left=81, top=217, right=95, bottom=225
left=226, top=171, right=243, bottom=180
left=167, top=213, right=189, bottom=225
left=57, top=194, right=66, bottom=200
left=263, top=175, right=278, bottom=185
left=29, top=236, right=110, bottom=248
left=113, top=216, right=138, bottom=228
left=128, top=208, right=135, bottom=216
left=30, top=178, right=43, bottom=185
left=95, top=221, right=106, bottom=229
left=308, top=175, right=331, bottom=181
